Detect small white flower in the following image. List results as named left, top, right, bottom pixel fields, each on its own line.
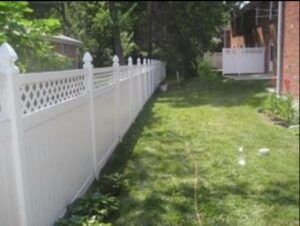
left=238, top=146, right=244, bottom=152
left=239, top=158, right=246, bottom=166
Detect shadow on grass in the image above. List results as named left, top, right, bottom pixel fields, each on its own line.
left=157, top=78, right=271, bottom=109
left=99, top=78, right=270, bottom=180
left=98, top=93, right=162, bottom=177
left=211, top=179, right=299, bottom=207
left=87, top=77, right=297, bottom=225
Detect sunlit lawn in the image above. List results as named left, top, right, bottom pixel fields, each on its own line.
left=101, top=77, right=299, bottom=226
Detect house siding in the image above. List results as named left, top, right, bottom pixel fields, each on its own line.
left=282, top=1, right=299, bottom=99
left=52, top=42, right=79, bottom=68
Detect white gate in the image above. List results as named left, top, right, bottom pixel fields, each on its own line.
left=222, top=48, right=265, bottom=74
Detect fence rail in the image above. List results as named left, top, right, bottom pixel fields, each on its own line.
left=0, top=42, right=166, bottom=226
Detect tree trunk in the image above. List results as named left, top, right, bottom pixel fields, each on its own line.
left=55, top=2, right=71, bottom=36
left=147, top=1, right=153, bottom=58
left=109, top=1, right=125, bottom=65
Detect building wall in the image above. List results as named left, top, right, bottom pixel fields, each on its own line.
left=52, top=43, right=79, bottom=68
left=282, top=1, right=299, bottom=99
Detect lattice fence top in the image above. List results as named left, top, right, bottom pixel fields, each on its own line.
left=19, top=72, right=86, bottom=116
left=93, top=67, right=114, bottom=91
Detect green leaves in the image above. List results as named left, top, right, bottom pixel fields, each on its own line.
left=0, top=2, right=70, bottom=72
left=99, top=172, right=130, bottom=196
left=196, top=57, right=220, bottom=83
left=262, top=92, right=298, bottom=126
left=55, top=173, right=129, bottom=225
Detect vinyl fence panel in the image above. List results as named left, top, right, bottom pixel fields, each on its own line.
left=0, top=42, right=166, bottom=226
left=222, top=48, right=265, bottom=74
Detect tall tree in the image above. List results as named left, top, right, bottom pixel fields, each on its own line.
left=109, top=1, right=125, bottom=64
left=147, top=1, right=153, bottom=58
left=26, top=1, right=234, bottom=75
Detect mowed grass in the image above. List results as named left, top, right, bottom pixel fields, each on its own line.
left=100, top=77, right=299, bottom=226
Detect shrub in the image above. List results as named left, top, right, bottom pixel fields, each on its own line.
left=262, top=92, right=298, bottom=126
left=55, top=215, right=112, bottom=226
left=263, top=92, right=279, bottom=114
left=55, top=193, right=118, bottom=226
left=195, top=57, right=220, bottom=83
left=55, top=172, right=129, bottom=226
left=99, top=172, right=130, bottom=197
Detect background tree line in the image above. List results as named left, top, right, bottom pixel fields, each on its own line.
left=1, top=1, right=238, bottom=76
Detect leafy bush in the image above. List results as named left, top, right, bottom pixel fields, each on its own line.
left=55, top=193, right=118, bottom=226
left=262, top=92, right=298, bottom=126
left=99, top=172, right=130, bottom=196
left=195, top=57, right=220, bottom=83
left=56, top=215, right=112, bottom=226
left=55, top=173, right=129, bottom=226
left=0, top=2, right=73, bottom=72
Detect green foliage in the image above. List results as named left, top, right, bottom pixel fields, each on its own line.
left=34, top=2, right=139, bottom=66
left=263, top=92, right=298, bottom=126
left=0, top=2, right=72, bottom=72
left=55, top=215, right=112, bottom=226
left=156, top=1, right=231, bottom=77
left=195, top=57, right=220, bottom=83
left=121, top=31, right=139, bottom=57
left=28, top=1, right=232, bottom=72
left=55, top=193, right=118, bottom=226
left=55, top=173, right=129, bottom=226
left=99, top=172, right=130, bottom=197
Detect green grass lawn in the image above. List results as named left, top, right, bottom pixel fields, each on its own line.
left=100, top=77, right=299, bottom=226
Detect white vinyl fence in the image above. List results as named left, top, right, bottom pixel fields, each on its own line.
left=222, top=47, right=265, bottom=74
left=0, top=43, right=166, bottom=226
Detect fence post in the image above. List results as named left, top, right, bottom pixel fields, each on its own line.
left=83, top=52, right=99, bottom=180
left=0, top=43, right=28, bottom=226
left=128, top=56, right=133, bottom=124
left=113, top=55, right=121, bottom=141
left=142, top=58, right=147, bottom=105
left=147, top=58, right=150, bottom=99
left=151, top=59, right=154, bottom=94
left=137, top=58, right=142, bottom=111
left=149, top=59, right=151, bottom=96
left=146, top=58, right=149, bottom=99
left=153, top=60, right=157, bottom=91
left=154, top=60, right=157, bottom=89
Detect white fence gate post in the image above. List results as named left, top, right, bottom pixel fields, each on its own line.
left=0, top=43, right=28, bottom=226
left=113, top=55, right=121, bottom=141
left=83, top=52, right=99, bottom=180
